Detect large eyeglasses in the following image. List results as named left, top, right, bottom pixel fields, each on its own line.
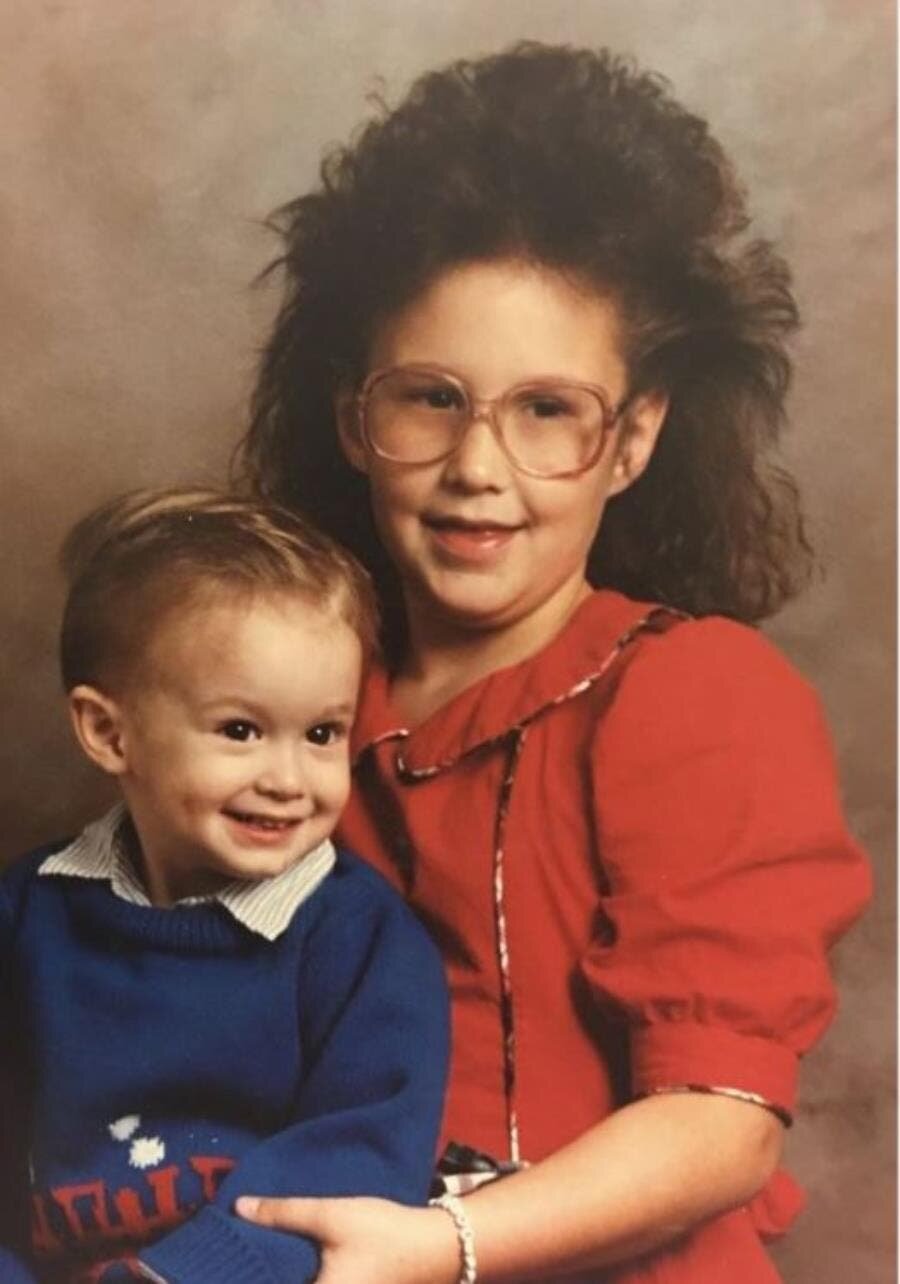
left=356, top=365, right=630, bottom=479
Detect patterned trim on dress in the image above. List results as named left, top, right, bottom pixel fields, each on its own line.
left=368, top=727, right=410, bottom=749
left=641, top=1083, right=793, bottom=1128
left=394, top=607, right=685, bottom=1162
left=493, top=726, right=528, bottom=1163
left=393, top=607, right=684, bottom=780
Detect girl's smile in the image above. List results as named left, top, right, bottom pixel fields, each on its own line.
left=340, top=258, right=667, bottom=659
left=421, top=510, right=525, bottom=564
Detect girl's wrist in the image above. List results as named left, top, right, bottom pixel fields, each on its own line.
left=429, top=1193, right=477, bottom=1284
left=424, top=1201, right=473, bottom=1284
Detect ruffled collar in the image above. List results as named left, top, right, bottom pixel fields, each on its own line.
left=352, top=590, right=679, bottom=776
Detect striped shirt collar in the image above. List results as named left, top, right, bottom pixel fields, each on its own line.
left=38, top=804, right=336, bottom=941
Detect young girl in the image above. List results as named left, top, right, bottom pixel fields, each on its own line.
left=233, top=41, right=870, bottom=1284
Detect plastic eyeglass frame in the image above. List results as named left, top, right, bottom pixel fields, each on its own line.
left=355, top=364, right=631, bottom=480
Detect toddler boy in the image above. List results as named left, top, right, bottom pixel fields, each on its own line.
left=0, top=490, right=449, bottom=1283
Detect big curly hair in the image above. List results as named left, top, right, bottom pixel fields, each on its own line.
left=237, top=41, right=810, bottom=646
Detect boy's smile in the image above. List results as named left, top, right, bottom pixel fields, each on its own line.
left=94, top=593, right=361, bottom=906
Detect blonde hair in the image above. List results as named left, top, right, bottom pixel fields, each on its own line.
left=60, top=487, right=379, bottom=691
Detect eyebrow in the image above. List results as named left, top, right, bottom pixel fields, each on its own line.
left=312, top=701, right=357, bottom=720
left=197, top=698, right=357, bottom=719
left=197, top=697, right=266, bottom=715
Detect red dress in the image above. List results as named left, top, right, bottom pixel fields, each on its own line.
left=338, top=590, right=870, bottom=1282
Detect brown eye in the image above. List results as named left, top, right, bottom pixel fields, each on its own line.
left=395, top=378, right=462, bottom=412
left=419, top=384, right=461, bottom=411
left=306, top=722, right=346, bottom=746
left=529, top=396, right=567, bottom=417
left=219, top=720, right=261, bottom=742
left=516, top=388, right=580, bottom=419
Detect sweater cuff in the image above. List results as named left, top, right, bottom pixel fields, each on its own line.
left=140, top=1205, right=316, bottom=1284
left=630, top=1022, right=798, bottom=1124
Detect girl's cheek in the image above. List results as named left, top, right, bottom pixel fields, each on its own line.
left=371, top=486, right=411, bottom=531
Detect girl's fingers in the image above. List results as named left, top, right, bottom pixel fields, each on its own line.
left=235, top=1195, right=325, bottom=1233
left=236, top=1195, right=451, bottom=1284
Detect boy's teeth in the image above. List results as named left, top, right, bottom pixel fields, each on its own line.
left=231, top=811, right=292, bottom=829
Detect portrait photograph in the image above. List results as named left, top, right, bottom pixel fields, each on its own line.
left=0, top=3, right=894, bottom=1282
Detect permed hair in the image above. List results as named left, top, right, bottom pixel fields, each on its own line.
left=60, top=488, right=379, bottom=692
left=236, top=41, right=811, bottom=642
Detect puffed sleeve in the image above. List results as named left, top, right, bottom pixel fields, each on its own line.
left=583, top=616, right=871, bottom=1122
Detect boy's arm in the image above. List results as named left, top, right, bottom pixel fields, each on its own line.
left=139, top=864, right=450, bottom=1284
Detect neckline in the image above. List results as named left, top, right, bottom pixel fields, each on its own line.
left=66, top=879, right=262, bottom=955
left=352, top=590, right=679, bottom=774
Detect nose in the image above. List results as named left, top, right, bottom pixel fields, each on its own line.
left=441, top=404, right=510, bottom=491
left=254, top=741, right=307, bottom=801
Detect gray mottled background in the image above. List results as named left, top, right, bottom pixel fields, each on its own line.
left=0, top=2, right=894, bottom=1280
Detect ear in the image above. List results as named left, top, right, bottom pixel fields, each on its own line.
left=68, top=685, right=130, bottom=777
left=334, top=385, right=369, bottom=474
left=607, top=389, right=669, bottom=496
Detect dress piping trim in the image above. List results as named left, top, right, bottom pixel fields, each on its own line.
left=640, top=1083, right=793, bottom=1128
left=394, top=607, right=684, bottom=782
left=395, top=608, right=684, bottom=1160
left=493, top=726, right=527, bottom=1163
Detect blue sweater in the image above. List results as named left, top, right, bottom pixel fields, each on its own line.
left=0, top=843, right=450, bottom=1283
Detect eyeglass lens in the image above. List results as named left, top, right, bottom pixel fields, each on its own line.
left=364, top=370, right=608, bottom=476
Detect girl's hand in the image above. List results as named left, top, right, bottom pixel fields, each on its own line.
left=235, top=1194, right=459, bottom=1284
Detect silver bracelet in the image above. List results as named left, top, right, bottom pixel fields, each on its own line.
left=429, top=1191, right=477, bottom=1284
